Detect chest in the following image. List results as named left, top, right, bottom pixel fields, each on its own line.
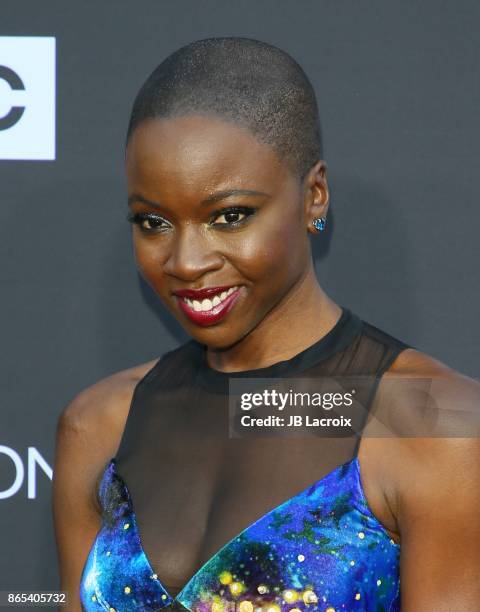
left=80, top=436, right=401, bottom=612
left=81, top=457, right=401, bottom=611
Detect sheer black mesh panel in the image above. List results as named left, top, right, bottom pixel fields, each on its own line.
left=114, top=307, right=411, bottom=596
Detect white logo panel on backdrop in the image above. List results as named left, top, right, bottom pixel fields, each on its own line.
left=0, top=445, right=52, bottom=499
left=0, top=36, right=56, bottom=160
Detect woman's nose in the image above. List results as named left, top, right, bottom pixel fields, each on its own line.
left=162, top=224, right=224, bottom=280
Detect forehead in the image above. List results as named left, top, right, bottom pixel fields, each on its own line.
left=125, top=114, right=293, bottom=196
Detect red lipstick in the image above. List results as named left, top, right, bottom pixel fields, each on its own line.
left=172, top=284, right=243, bottom=326
left=172, top=285, right=237, bottom=300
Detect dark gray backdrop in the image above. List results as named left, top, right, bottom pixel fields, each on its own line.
left=1, top=0, right=479, bottom=599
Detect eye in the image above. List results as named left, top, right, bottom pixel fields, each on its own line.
left=210, top=206, right=256, bottom=227
left=126, top=211, right=169, bottom=232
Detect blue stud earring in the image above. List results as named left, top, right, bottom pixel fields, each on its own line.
left=312, top=217, right=326, bottom=231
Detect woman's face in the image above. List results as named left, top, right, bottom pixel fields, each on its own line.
left=125, top=114, right=326, bottom=349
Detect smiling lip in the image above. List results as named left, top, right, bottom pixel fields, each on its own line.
left=172, top=284, right=238, bottom=300
left=173, top=285, right=243, bottom=326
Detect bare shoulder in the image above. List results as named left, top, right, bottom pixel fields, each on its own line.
left=59, top=358, right=160, bottom=436
left=387, top=346, right=459, bottom=375
left=379, top=349, right=480, bottom=607
left=359, top=347, right=480, bottom=544
left=384, top=347, right=480, bottom=437
left=55, top=357, right=160, bottom=471
left=53, top=356, right=161, bottom=520
left=52, top=357, right=162, bottom=602
left=383, top=346, right=480, bottom=483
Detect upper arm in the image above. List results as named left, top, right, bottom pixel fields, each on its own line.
left=51, top=368, right=142, bottom=611
left=52, top=400, right=105, bottom=611
left=398, top=436, right=480, bottom=610
left=385, top=361, right=480, bottom=610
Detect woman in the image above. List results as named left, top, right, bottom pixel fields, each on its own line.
left=53, top=37, right=480, bottom=611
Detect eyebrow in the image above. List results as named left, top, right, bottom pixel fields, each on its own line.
left=127, top=189, right=270, bottom=209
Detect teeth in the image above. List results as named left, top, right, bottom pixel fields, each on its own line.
left=202, top=299, right=213, bottom=311
left=183, top=286, right=239, bottom=312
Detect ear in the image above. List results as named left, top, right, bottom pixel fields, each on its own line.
left=303, top=160, right=330, bottom=234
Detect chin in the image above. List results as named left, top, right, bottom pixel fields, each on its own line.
left=188, top=324, right=248, bottom=350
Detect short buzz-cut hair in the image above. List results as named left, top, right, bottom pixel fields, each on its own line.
left=126, top=36, right=323, bottom=182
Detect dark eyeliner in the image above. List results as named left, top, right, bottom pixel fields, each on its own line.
left=126, top=211, right=168, bottom=231
left=210, top=205, right=257, bottom=227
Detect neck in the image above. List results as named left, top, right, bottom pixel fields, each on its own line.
left=205, top=263, right=342, bottom=373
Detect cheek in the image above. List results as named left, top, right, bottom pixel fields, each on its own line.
left=132, top=235, right=167, bottom=284
left=229, top=208, right=308, bottom=292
